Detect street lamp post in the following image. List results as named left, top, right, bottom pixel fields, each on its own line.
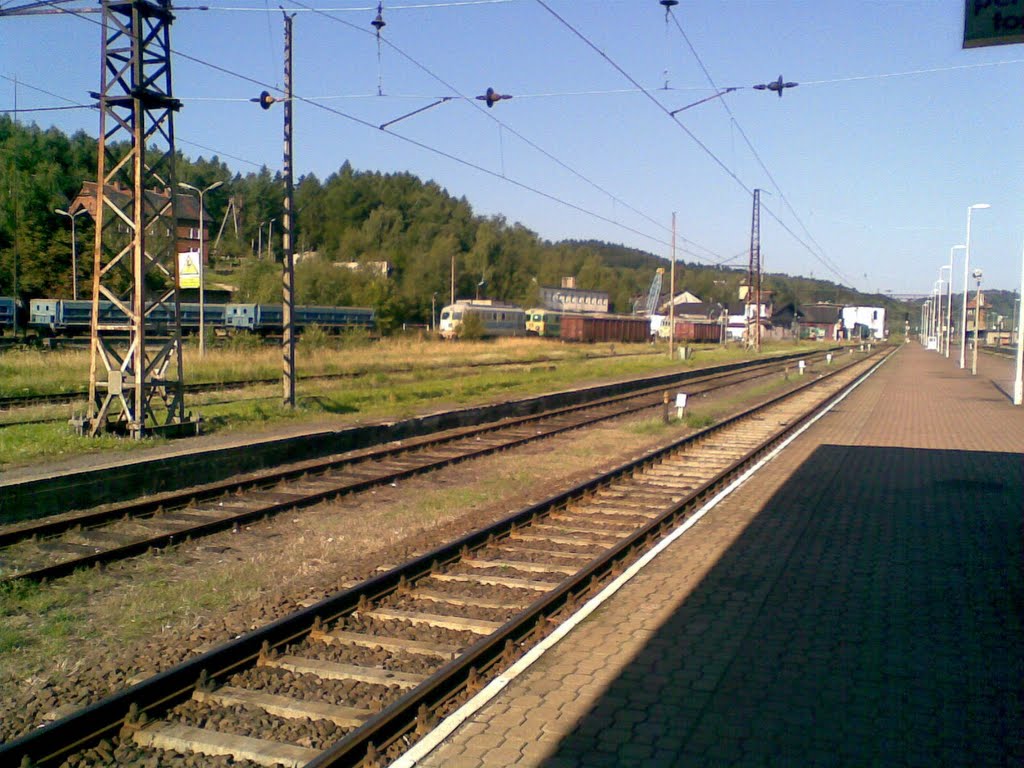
left=946, top=245, right=965, bottom=358
left=972, top=268, right=983, bottom=375
left=1014, top=244, right=1023, bottom=405
left=933, top=277, right=945, bottom=351
left=178, top=181, right=224, bottom=357
left=937, top=267, right=951, bottom=355
left=431, top=292, right=437, bottom=333
left=960, top=204, right=990, bottom=368
left=55, top=207, right=87, bottom=300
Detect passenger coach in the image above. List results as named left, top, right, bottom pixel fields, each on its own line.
left=438, top=301, right=526, bottom=339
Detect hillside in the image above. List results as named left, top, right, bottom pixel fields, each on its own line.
left=0, top=116, right=933, bottom=334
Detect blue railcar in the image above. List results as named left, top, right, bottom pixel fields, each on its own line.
left=226, top=303, right=375, bottom=334
left=179, top=302, right=226, bottom=331
left=29, top=298, right=372, bottom=337
left=0, top=297, right=14, bottom=330
left=225, top=303, right=281, bottom=332
left=30, top=299, right=127, bottom=335
left=295, top=305, right=375, bottom=331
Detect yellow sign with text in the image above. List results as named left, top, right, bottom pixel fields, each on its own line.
left=178, top=251, right=202, bottom=289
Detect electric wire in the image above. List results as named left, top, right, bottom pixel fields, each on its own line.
left=0, top=105, right=92, bottom=113
left=6, top=4, right=268, bottom=171
left=799, top=59, right=1024, bottom=86
left=202, top=0, right=513, bottom=10
left=668, top=10, right=853, bottom=286
left=164, top=43, right=678, bottom=250
left=0, top=73, right=93, bottom=108
left=282, top=0, right=727, bottom=260
left=177, top=136, right=266, bottom=168
left=533, top=0, right=853, bottom=287
left=24, top=0, right=699, bottom=257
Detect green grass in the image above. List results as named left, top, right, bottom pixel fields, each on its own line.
left=627, top=417, right=678, bottom=436
left=0, top=338, right=825, bottom=469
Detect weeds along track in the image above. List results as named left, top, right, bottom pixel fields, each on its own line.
left=0, top=346, right=894, bottom=768
left=0, top=349, right=660, bottom=419
left=0, top=352, right=844, bottom=585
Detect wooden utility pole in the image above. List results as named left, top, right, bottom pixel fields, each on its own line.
left=282, top=11, right=297, bottom=408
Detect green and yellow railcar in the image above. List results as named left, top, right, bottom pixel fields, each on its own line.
left=526, top=308, right=563, bottom=337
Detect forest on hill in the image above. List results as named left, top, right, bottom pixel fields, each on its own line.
left=0, top=116, right=958, bottom=334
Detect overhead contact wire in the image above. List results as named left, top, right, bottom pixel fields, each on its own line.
left=669, top=11, right=851, bottom=285
left=282, top=0, right=714, bottom=256
left=534, top=0, right=854, bottom=285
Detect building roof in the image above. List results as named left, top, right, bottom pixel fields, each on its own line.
left=71, top=181, right=203, bottom=224
left=800, top=303, right=842, bottom=324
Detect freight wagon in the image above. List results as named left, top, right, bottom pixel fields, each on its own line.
left=30, top=299, right=222, bottom=335
left=438, top=301, right=526, bottom=339
left=560, top=313, right=650, bottom=343
left=660, top=318, right=723, bottom=343
left=30, top=299, right=128, bottom=335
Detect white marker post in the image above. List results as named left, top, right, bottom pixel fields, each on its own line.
left=675, top=392, right=688, bottom=420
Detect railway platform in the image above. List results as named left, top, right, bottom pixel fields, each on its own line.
left=410, top=343, right=1024, bottom=768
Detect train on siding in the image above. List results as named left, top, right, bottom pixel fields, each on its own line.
left=0, top=297, right=15, bottom=330
left=438, top=301, right=527, bottom=339
left=27, top=298, right=374, bottom=337
left=526, top=309, right=650, bottom=343
left=224, top=303, right=376, bottom=334
left=658, top=317, right=724, bottom=344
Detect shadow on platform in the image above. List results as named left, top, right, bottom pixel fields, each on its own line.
left=538, top=445, right=1023, bottom=768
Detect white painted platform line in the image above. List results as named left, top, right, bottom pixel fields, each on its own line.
left=389, top=351, right=893, bottom=768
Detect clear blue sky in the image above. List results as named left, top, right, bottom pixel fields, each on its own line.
left=3, top=0, right=1023, bottom=295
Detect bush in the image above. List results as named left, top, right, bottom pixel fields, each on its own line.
left=459, top=313, right=486, bottom=340
left=227, top=331, right=262, bottom=352
left=298, top=323, right=331, bottom=350
left=339, top=326, right=375, bottom=348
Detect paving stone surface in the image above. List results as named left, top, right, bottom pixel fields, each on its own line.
left=416, top=345, right=1024, bottom=767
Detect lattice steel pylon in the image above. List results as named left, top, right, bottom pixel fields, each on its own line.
left=77, top=0, right=194, bottom=438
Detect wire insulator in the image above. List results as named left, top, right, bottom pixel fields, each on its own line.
left=372, top=2, right=385, bottom=95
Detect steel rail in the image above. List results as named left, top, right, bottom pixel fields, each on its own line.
left=0, top=353, right=818, bottom=584
left=0, top=349, right=661, bottom=413
left=310, top=346, right=896, bottom=767
left=0, top=345, right=893, bottom=768
left=0, top=351, right=833, bottom=549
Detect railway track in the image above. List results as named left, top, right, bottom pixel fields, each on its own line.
left=0, top=345, right=894, bottom=768
left=982, top=344, right=1018, bottom=359
left=0, top=349, right=658, bottom=418
left=0, top=351, right=840, bottom=585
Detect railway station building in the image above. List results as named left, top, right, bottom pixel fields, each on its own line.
left=69, top=181, right=212, bottom=264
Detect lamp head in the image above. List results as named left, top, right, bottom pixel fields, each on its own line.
left=178, top=182, right=198, bottom=193
left=969, top=203, right=990, bottom=210
left=208, top=181, right=224, bottom=192
left=972, top=268, right=983, bottom=280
